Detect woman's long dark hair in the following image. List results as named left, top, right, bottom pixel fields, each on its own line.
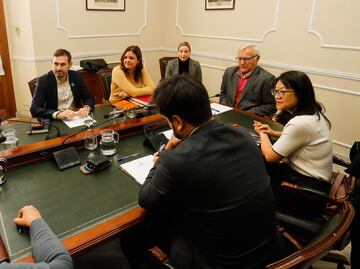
left=275, top=71, right=331, bottom=128
left=120, top=45, right=143, bottom=82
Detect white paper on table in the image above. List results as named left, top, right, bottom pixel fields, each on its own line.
left=63, top=115, right=96, bottom=128
left=161, top=129, right=173, bottom=139
left=210, top=103, right=233, bottom=115
left=119, top=155, right=154, bottom=185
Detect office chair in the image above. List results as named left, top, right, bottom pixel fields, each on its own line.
left=97, top=69, right=112, bottom=101
left=267, top=200, right=354, bottom=269
left=274, top=152, right=359, bottom=269
left=147, top=199, right=354, bottom=269
left=158, top=57, right=177, bottom=80
left=28, top=77, right=38, bottom=97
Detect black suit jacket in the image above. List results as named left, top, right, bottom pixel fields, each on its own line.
left=220, top=66, right=276, bottom=117
left=139, top=120, right=286, bottom=269
left=30, top=70, right=94, bottom=119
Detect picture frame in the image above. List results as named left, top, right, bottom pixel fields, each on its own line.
left=86, top=0, right=125, bottom=11
left=205, top=0, right=235, bottom=10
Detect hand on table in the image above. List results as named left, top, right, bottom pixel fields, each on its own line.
left=14, top=205, right=42, bottom=227
left=56, top=110, right=76, bottom=120
left=77, top=106, right=91, bottom=118
left=118, top=91, right=129, bottom=99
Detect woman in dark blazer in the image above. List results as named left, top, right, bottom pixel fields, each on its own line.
left=165, top=41, right=202, bottom=83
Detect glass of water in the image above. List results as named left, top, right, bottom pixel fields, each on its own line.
left=85, top=134, right=98, bottom=159
left=83, top=112, right=94, bottom=128
left=126, top=110, right=136, bottom=120
left=113, top=107, right=125, bottom=121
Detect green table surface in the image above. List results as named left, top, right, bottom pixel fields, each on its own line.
left=215, top=109, right=283, bottom=131
left=0, top=133, right=152, bottom=261
left=0, top=108, right=282, bottom=261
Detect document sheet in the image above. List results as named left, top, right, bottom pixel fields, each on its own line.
left=119, top=155, right=154, bottom=185
left=210, top=103, right=233, bottom=115
left=63, top=115, right=96, bottom=128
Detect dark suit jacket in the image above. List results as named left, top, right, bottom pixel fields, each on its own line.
left=220, top=66, right=276, bottom=117
left=165, top=58, right=202, bottom=83
left=30, top=70, right=94, bottom=119
left=139, top=120, right=286, bottom=269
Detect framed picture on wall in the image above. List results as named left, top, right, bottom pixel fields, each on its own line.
left=86, top=0, right=125, bottom=11
left=205, top=0, right=235, bottom=10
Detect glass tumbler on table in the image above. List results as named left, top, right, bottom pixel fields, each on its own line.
left=83, top=112, right=94, bottom=128
left=85, top=134, right=98, bottom=159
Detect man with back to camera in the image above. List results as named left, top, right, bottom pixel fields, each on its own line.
left=121, top=74, right=288, bottom=269
left=220, top=44, right=276, bottom=117
left=30, top=48, right=94, bottom=120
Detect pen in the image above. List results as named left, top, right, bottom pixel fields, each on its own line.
left=117, top=153, right=140, bottom=162
left=17, top=225, right=22, bottom=234
left=158, top=143, right=166, bottom=153
left=211, top=108, right=220, bottom=113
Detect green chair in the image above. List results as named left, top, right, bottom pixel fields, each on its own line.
left=267, top=201, right=354, bottom=269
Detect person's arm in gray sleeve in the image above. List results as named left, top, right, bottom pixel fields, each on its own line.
left=0, top=206, right=73, bottom=269
left=30, top=219, right=73, bottom=269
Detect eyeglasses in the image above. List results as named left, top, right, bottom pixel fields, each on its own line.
left=271, top=88, right=294, bottom=98
left=235, top=55, right=258, bottom=62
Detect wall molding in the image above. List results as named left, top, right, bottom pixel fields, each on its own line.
left=312, top=84, right=360, bottom=97
left=175, top=0, right=280, bottom=42
left=333, top=140, right=352, bottom=150
left=308, top=0, right=360, bottom=50
left=11, top=47, right=360, bottom=85
left=55, top=0, right=147, bottom=39
left=260, top=60, right=360, bottom=82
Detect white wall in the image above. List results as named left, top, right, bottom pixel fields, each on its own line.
left=4, top=0, right=360, bottom=157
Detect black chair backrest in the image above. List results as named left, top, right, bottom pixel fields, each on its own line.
left=159, top=57, right=177, bottom=80
left=96, top=68, right=112, bottom=102
left=101, top=71, right=112, bottom=101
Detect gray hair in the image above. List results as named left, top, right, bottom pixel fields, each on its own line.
left=239, top=45, right=260, bottom=57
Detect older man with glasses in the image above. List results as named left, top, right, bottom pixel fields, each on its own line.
left=220, top=45, right=276, bottom=117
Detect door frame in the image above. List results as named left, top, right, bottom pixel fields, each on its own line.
left=0, top=0, right=16, bottom=118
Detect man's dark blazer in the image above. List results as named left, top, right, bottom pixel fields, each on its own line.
left=220, top=65, right=276, bottom=117
left=30, top=70, right=94, bottom=119
left=139, top=120, right=286, bottom=269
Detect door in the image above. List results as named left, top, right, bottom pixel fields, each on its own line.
left=0, top=0, right=16, bottom=118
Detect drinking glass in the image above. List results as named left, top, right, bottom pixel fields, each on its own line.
left=113, top=107, right=125, bottom=121
left=1, top=128, right=18, bottom=148
left=83, top=112, right=94, bottom=128
left=126, top=110, right=136, bottom=120
left=85, top=134, right=98, bottom=158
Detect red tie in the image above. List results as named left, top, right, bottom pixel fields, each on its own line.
left=235, top=76, right=249, bottom=107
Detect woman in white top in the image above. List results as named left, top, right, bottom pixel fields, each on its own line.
left=253, top=70, right=332, bottom=193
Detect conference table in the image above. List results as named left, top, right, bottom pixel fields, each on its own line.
left=0, top=103, right=281, bottom=262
